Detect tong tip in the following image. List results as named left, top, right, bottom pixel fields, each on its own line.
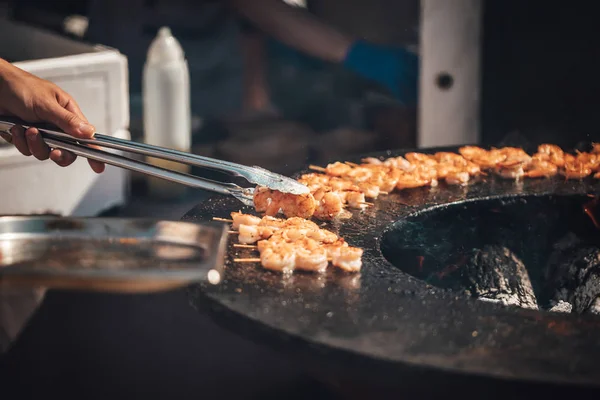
left=249, top=166, right=310, bottom=195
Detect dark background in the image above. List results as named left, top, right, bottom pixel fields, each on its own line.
left=481, top=0, right=600, bottom=148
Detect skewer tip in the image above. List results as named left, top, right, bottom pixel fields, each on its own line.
left=213, top=217, right=234, bottom=223
left=233, top=244, right=258, bottom=249
left=309, top=165, right=327, bottom=172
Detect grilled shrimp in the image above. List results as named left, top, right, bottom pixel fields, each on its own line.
left=378, top=169, right=401, bottom=192
left=238, top=224, right=274, bottom=244
left=312, top=188, right=344, bottom=220
left=436, top=163, right=459, bottom=179
left=524, top=159, right=558, bottom=178
left=279, top=192, right=317, bottom=219
left=293, top=238, right=329, bottom=272
left=535, top=144, right=565, bottom=167
left=405, top=152, right=438, bottom=167
left=325, top=161, right=353, bottom=176
left=331, top=246, right=363, bottom=272
left=383, top=156, right=415, bottom=171
left=560, top=160, right=592, bottom=179
left=493, top=148, right=531, bottom=180
left=253, top=186, right=273, bottom=212
left=576, top=151, right=600, bottom=171
left=434, top=152, right=468, bottom=166
left=260, top=245, right=296, bottom=273
left=499, top=147, right=532, bottom=164
left=494, top=162, right=526, bottom=180
left=231, top=212, right=261, bottom=230
left=445, top=171, right=470, bottom=185
left=464, top=161, right=482, bottom=176
left=459, top=146, right=506, bottom=169
left=396, top=172, right=434, bottom=190
left=346, top=191, right=367, bottom=209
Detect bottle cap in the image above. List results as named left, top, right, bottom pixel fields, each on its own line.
left=146, top=26, right=185, bottom=65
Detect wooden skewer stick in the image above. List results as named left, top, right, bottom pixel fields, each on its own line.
left=233, top=244, right=257, bottom=249
left=235, top=258, right=335, bottom=263
left=228, top=230, right=238, bottom=234
left=379, top=191, right=389, bottom=195
left=345, top=161, right=361, bottom=167
left=343, top=202, right=374, bottom=209
left=309, top=165, right=327, bottom=172
left=213, top=217, right=234, bottom=223
left=357, top=202, right=375, bottom=207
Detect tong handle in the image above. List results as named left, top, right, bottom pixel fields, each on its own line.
left=47, top=137, right=253, bottom=205
left=0, top=116, right=265, bottom=180
left=0, top=117, right=254, bottom=206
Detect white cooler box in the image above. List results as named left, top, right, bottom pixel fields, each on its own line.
left=0, top=19, right=130, bottom=216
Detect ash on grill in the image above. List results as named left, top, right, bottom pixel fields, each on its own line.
left=544, top=232, right=600, bottom=314
left=435, top=245, right=538, bottom=310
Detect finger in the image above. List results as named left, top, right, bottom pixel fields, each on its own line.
left=10, top=125, right=31, bottom=156
left=88, top=158, right=105, bottom=174
left=49, top=149, right=77, bottom=167
left=50, top=147, right=104, bottom=173
left=37, top=101, right=95, bottom=139
left=63, top=97, right=88, bottom=123
left=25, top=128, right=51, bottom=160
left=62, top=98, right=104, bottom=172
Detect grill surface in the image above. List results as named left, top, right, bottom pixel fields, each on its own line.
left=183, top=148, right=600, bottom=390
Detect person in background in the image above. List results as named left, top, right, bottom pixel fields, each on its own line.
left=228, top=0, right=418, bottom=110
left=0, top=57, right=103, bottom=172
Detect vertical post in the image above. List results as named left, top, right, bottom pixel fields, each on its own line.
left=418, top=0, right=483, bottom=148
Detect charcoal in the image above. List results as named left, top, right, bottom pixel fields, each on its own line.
left=589, top=297, right=600, bottom=314
left=545, top=233, right=600, bottom=314
left=450, top=245, right=538, bottom=310
left=548, top=300, right=573, bottom=313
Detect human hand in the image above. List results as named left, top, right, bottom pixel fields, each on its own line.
left=343, top=40, right=419, bottom=106
left=0, top=59, right=104, bottom=173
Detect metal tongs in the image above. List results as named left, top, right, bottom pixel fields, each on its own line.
left=0, top=116, right=309, bottom=206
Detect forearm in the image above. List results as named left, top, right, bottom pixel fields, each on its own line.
left=227, top=0, right=353, bottom=63
left=241, top=32, right=270, bottom=111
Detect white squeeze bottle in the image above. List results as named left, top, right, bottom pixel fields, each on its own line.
left=143, top=27, right=191, bottom=199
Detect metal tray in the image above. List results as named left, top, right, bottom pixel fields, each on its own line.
left=0, top=217, right=228, bottom=293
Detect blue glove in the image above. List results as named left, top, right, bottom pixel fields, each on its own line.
left=343, top=40, right=419, bottom=106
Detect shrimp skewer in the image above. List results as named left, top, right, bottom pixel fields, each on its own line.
left=259, top=236, right=362, bottom=272
left=230, top=212, right=363, bottom=272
